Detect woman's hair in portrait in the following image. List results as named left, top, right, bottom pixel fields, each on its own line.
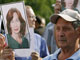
left=61, top=0, right=78, bottom=8
left=61, top=0, right=65, bottom=7
left=73, top=0, right=78, bottom=8
left=6, top=8, right=26, bottom=36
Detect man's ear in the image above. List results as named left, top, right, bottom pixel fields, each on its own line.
left=76, top=26, right=80, bottom=37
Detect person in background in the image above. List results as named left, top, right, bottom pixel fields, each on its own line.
left=43, top=0, right=61, bottom=54
left=26, top=6, right=49, bottom=58
left=52, top=0, right=61, bottom=13
left=35, top=16, right=46, bottom=36
left=31, top=9, right=80, bottom=60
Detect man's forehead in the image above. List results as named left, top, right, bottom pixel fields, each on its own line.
left=28, top=8, right=35, bottom=15
left=56, top=20, right=74, bottom=30
left=56, top=17, right=72, bottom=25
left=27, top=8, right=35, bottom=16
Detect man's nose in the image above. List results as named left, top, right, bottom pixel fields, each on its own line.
left=59, top=30, right=65, bottom=37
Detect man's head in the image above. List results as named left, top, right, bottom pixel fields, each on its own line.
left=55, top=0, right=61, bottom=14
left=52, top=0, right=61, bottom=14
left=35, top=16, right=45, bottom=29
left=26, top=6, right=36, bottom=28
left=50, top=9, right=80, bottom=48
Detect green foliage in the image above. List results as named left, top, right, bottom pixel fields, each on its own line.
left=0, top=0, right=56, bottom=24
left=0, top=0, right=23, bottom=4
left=25, top=0, right=56, bottom=24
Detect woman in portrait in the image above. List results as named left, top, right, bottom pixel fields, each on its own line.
left=61, top=0, right=79, bottom=12
left=6, top=8, right=29, bottom=49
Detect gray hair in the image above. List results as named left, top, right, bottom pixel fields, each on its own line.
left=72, top=20, right=80, bottom=30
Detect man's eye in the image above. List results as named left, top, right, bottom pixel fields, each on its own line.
left=56, top=27, right=60, bottom=31
left=63, top=27, right=71, bottom=31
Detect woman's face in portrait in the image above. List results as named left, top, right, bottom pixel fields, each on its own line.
left=64, top=0, right=74, bottom=8
left=10, top=12, right=21, bottom=34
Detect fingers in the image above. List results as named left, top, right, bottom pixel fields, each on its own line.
left=31, top=52, right=39, bottom=60
left=31, top=52, right=39, bottom=57
left=31, top=52, right=42, bottom=60
left=2, top=49, right=15, bottom=60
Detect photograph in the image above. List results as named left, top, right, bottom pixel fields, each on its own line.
left=1, top=2, right=30, bottom=49
left=61, top=0, right=79, bottom=13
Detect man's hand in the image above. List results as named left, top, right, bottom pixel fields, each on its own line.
left=2, top=49, right=15, bottom=60
left=0, top=33, right=6, bottom=49
left=31, top=52, right=42, bottom=60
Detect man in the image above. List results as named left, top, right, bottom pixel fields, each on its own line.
left=53, top=0, right=61, bottom=13
left=26, top=6, right=49, bottom=58
left=31, top=9, right=80, bottom=60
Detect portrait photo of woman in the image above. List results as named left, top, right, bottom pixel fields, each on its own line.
left=6, top=8, right=29, bottom=49
left=1, top=2, right=30, bottom=49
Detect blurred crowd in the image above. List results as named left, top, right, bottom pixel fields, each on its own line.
left=0, top=0, right=80, bottom=60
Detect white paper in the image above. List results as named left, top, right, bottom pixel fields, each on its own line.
left=1, top=2, right=34, bottom=57
left=14, top=49, right=35, bottom=57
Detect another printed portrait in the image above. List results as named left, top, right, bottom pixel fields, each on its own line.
left=61, top=0, right=79, bottom=12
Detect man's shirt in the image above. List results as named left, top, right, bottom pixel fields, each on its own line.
left=34, top=33, right=49, bottom=57
left=43, top=48, right=80, bottom=60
